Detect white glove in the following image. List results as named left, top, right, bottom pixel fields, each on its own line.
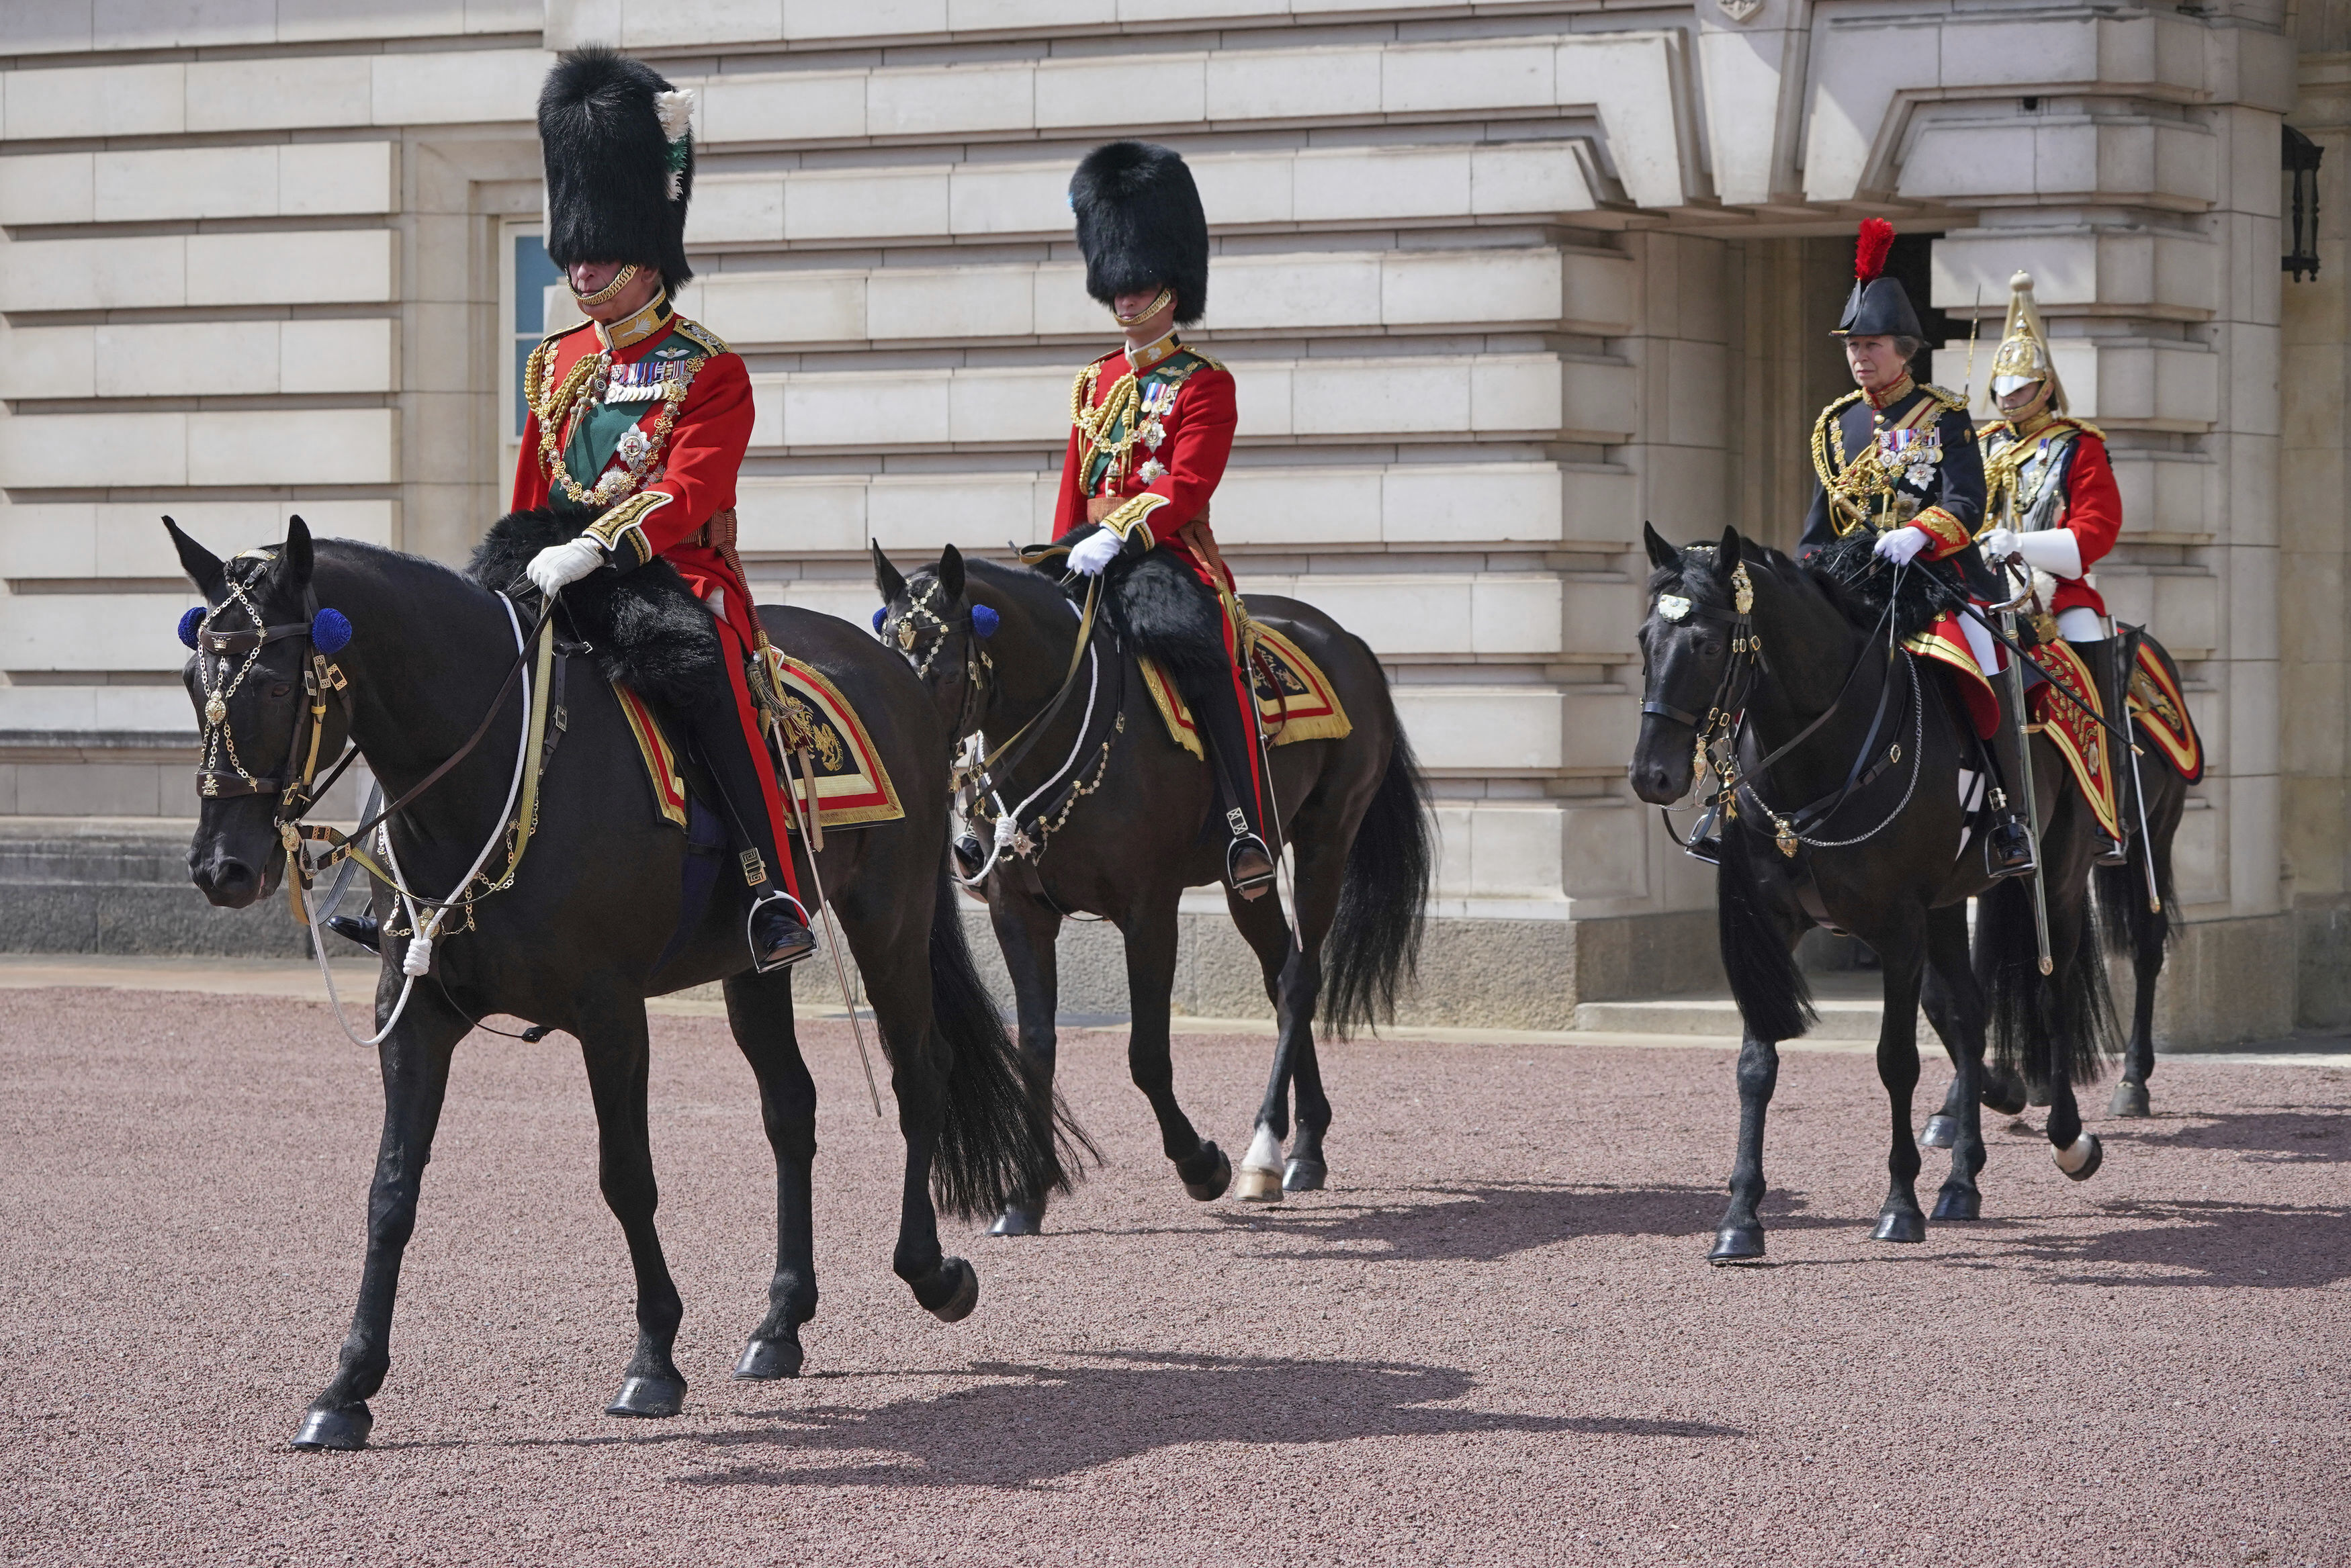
left=1067, top=528, right=1124, bottom=577
left=1979, top=525, right=2020, bottom=561
left=526, top=537, right=605, bottom=596
left=1873, top=526, right=1930, bottom=565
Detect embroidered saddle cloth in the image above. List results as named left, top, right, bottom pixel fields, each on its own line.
left=1137, top=619, right=1351, bottom=759
left=614, top=650, right=903, bottom=833
left=2127, top=641, right=2203, bottom=784
left=1902, top=619, right=2121, bottom=839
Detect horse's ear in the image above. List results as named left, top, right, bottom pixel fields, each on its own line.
left=871, top=541, right=907, bottom=604
left=163, top=516, right=225, bottom=600
left=1718, top=524, right=1742, bottom=570
left=1642, top=522, right=1680, bottom=571
left=281, top=514, right=314, bottom=586
left=938, top=543, right=965, bottom=603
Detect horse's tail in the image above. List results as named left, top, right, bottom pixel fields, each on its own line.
left=2094, top=852, right=2173, bottom=959
left=1323, top=719, right=1433, bottom=1038
left=1718, top=828, right=1814, bottom=1042
left=1978, top=874, right=2120, bottom=1087
left=924, top=865, right=1094, bottom=1217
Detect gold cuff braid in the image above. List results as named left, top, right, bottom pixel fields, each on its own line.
left=1096, top=491, right=1167, bottom=545
left=585, top=491, right=670, bottom=567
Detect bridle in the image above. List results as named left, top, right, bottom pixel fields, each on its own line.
left=1644, top=556, right=1919, bottom=863
left=889, top=575, right=995, bottom=742
left=192, top=555, right=358, bottom=834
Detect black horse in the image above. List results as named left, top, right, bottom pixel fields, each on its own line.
left=871, top=543, right=1431, bottom=1231
left=168, top=516, right=1076, bottom=1450
left=1629, top=526, right=2116, bottom=1262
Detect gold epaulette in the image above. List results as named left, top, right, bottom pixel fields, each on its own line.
left=1171, top=346, right=1226, bottom=373
left=1919, top=381, right=1967, bottom=412
left=2056, top=414, right=2105, bottom=441
left=670, top=316, right=729, bottom=357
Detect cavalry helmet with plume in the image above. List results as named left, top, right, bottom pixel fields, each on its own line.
left=1070, top=141, right=1210, bottom=326
left=537, top=45, right=697, bottom=298
left=1990, top=269, right=2066, bottom=412
left=1833, top=217, right=1925, bottom=340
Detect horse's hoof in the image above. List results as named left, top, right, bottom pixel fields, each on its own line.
left=924, top=1256, right=980, bottom=1324
left=2108, top=1081, right=2152, bottom=1119
left=1234, top=1163, right=1284, bottom=1203
left=290, top=1402, right=371, bottom=1451
left=988, top=1203, right=1045, bottom=1237
left=605, top=1374, right=686, bottom=1418
left=1980, top=1076, right=2029, bottom=1117
left=1182, top=1144, right=1233, bottom=1203
left=1282, top=1158, right=1327, bottom=1193
left=1931, top=1187, right=1982, bottom=1221
left=2055, top=1132, right=2103, bottom=1183
left=1707, top=1226, right=1766, bottom=1264
left=732, top=1336, right=803, bottom=1381
left=1871, top=1209, right=1926, bottom=1244
left=1921, top=1113, right=1959, bottom=1149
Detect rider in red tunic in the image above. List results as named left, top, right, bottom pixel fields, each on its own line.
left=515, top=46, right=814, bottom=970
left=1050, top=141, right=1274, bottom=898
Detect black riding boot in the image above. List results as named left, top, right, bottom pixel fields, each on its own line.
left=2072, top=635, right=2131, bottom=864
left=1982, top=677, right=2037, bottom=880
left=1174, top=663, right=1276, bottom=898
left=682, top=682, right=817, bottom=972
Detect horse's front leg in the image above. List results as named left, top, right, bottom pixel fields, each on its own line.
left=2109, top=830, right=2170, bottom=1118
left=1225, top=880, right=1305, bottom=1203
left=2045, top=913, right=2106, bottom=1186
left=1711, top=1029, right=1781, bottom=1264
left=1919, top=904, right=1988, bottom=1221
left=985, top=886, right=1063, bottom=1236
left=1121, top=896, right=1229, bottom=1201
left=291, top=976, right=472, bottom=1450
left=1867, top=913, right=1930, bottom=1244
left=858, top=935, right=977, bottom=1323
left=576, top=996, right=689, bottom=1418
left=723, top=966, right=819, bottom=1380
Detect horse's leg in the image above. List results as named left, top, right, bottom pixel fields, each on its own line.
left=1710, top=1026, right=1781, bottom=1264
left=1225, top=882, right=1302, bottom=1203
left=576, top=996, right=690, bottom=1418
left=1122, top=898, right=1229, bottom=1201
left=1868, top=913, right=1931, bottom=1244
left=987, top=888, right=1063, bottom=1236
left=2043, top=896, right=2105, bottom=1185
left=2109, top=827, right=2170, bottom=1118
left=860, top=933, right=978, bottom=1322
left=723, top=965, right=819, bottom=1380
left=1920, top=905, right=1989, bottom=1221
left=290, top=980, right=472, bottom=1450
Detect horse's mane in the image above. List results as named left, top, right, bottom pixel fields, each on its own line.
left=1649, top=533, right=1953, bottom=643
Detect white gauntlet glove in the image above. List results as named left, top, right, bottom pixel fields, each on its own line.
left=1979, top=524, right=2020, bottom=561
left=526, top=537, right=605, bottom=596
left=1067, top=528, right=1124, bottom=577
left=1872, top=526, right=1930, bottom=566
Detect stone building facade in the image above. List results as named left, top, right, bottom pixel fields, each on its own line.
left=0, top=0, right=2340, bottom=1042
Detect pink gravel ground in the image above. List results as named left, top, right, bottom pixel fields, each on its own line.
left=1, top=986, right=2345, bottom=1567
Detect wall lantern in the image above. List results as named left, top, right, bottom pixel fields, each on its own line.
left=2284, top=125, right=2323, bottom=283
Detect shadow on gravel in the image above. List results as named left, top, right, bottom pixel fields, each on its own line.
left=669, top=1351, right=1745, bottom=1488
left=2012, top=1198, right=2351, bottom=1289
left=1187, top=1182, right=1837, bottom=1264
left=2105, top=1109, right=2350, bottom=1164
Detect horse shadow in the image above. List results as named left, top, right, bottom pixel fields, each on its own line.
left=1194, top=1181, right=1836, bottom=1264
left=667, top=1351, right=1743, bottom=1489
left=2008, top=1198, right=2351, bottom=1289
left=2104, top=1108, right=2350, bottom=1164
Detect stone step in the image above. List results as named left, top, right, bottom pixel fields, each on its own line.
left=1573, top=993, right=1923, bottom=1042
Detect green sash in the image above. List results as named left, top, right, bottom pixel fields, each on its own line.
left=563, top=326, right=680, bottom=492
left=1082, top=349, right=1204, bottom=495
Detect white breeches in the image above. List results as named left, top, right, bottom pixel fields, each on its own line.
left=2055, top=606, right=2104, bottom=643
left=1960, top=613, right=2000, bottom=680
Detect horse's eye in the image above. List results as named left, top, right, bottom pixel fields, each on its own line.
left=269, top=682, right=294, bottom=699
left=1700, top=642, right=1722, bottom=659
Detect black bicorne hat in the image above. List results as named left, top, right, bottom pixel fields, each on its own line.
left=538, top=46, right=695, bottom=297
left=1070, top=141, right=1210, bottom=326
left=1834, top=217, right=1924, bottom=340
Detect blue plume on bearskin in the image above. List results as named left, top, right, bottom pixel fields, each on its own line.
left=971, top=604, right=1000, bottom=638
left=310, top=607, right=353, bottom=655
left=177, top=606, right=205, bottom=649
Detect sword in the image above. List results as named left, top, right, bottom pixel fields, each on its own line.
left=1995, top=543, right=2054, bottom=977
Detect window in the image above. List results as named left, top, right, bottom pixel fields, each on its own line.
left=498, top=224, right=567, bottom=479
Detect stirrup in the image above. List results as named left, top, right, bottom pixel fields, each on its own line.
left=2094, top=831, right=2130, bottom=867
left=1226, top=828, right=1276, bottom=901
left=1986, top=817, right=2037, bottom=880
left=748, top=891, right=817, bottom=973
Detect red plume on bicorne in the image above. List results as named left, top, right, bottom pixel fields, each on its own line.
left=1854, top=217, right=1896, bottom=283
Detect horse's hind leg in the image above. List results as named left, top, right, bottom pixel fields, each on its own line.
left=1920, top=905, right=1989, bottom=1221
left=2109, top=827, right=2171, bottom=1119
left=986, top=888, right=1063, bottom=1236
left=856, top=931, right=976, bottom=1322
left=291, top=978, right=471, bottom=1451
left=1121, top=896, right=1230, bottom=1201
left=723, top=966, right=818, bottom=1380
left=576, top=995, right=689, bottom=1418
left=1226, top=882, right=1303, bottom=1203
left=1866, top=911, right=1930, bottom=1244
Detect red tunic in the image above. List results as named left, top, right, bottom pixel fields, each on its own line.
left=512, top=310, right=799, bottom=883
left=1982, top=415, right=2121, bottom=618
left=1051, top=340, right=1239, bottom=590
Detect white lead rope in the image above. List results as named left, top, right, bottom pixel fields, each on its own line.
left=300, top=594, right=537, bottom=1049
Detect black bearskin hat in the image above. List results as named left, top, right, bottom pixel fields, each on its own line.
left=1070, top=142, right=1210, bottom=326
left=538, top=46, right=695, bottom=297
left=1834, top=217, right=1923, bottom=340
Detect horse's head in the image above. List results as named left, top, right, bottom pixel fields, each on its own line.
left=1629, top=522, right=1751, bottom=805
left=871, top=541, right=997, bottom=739
left=168, top=515, right=355, bottom=908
